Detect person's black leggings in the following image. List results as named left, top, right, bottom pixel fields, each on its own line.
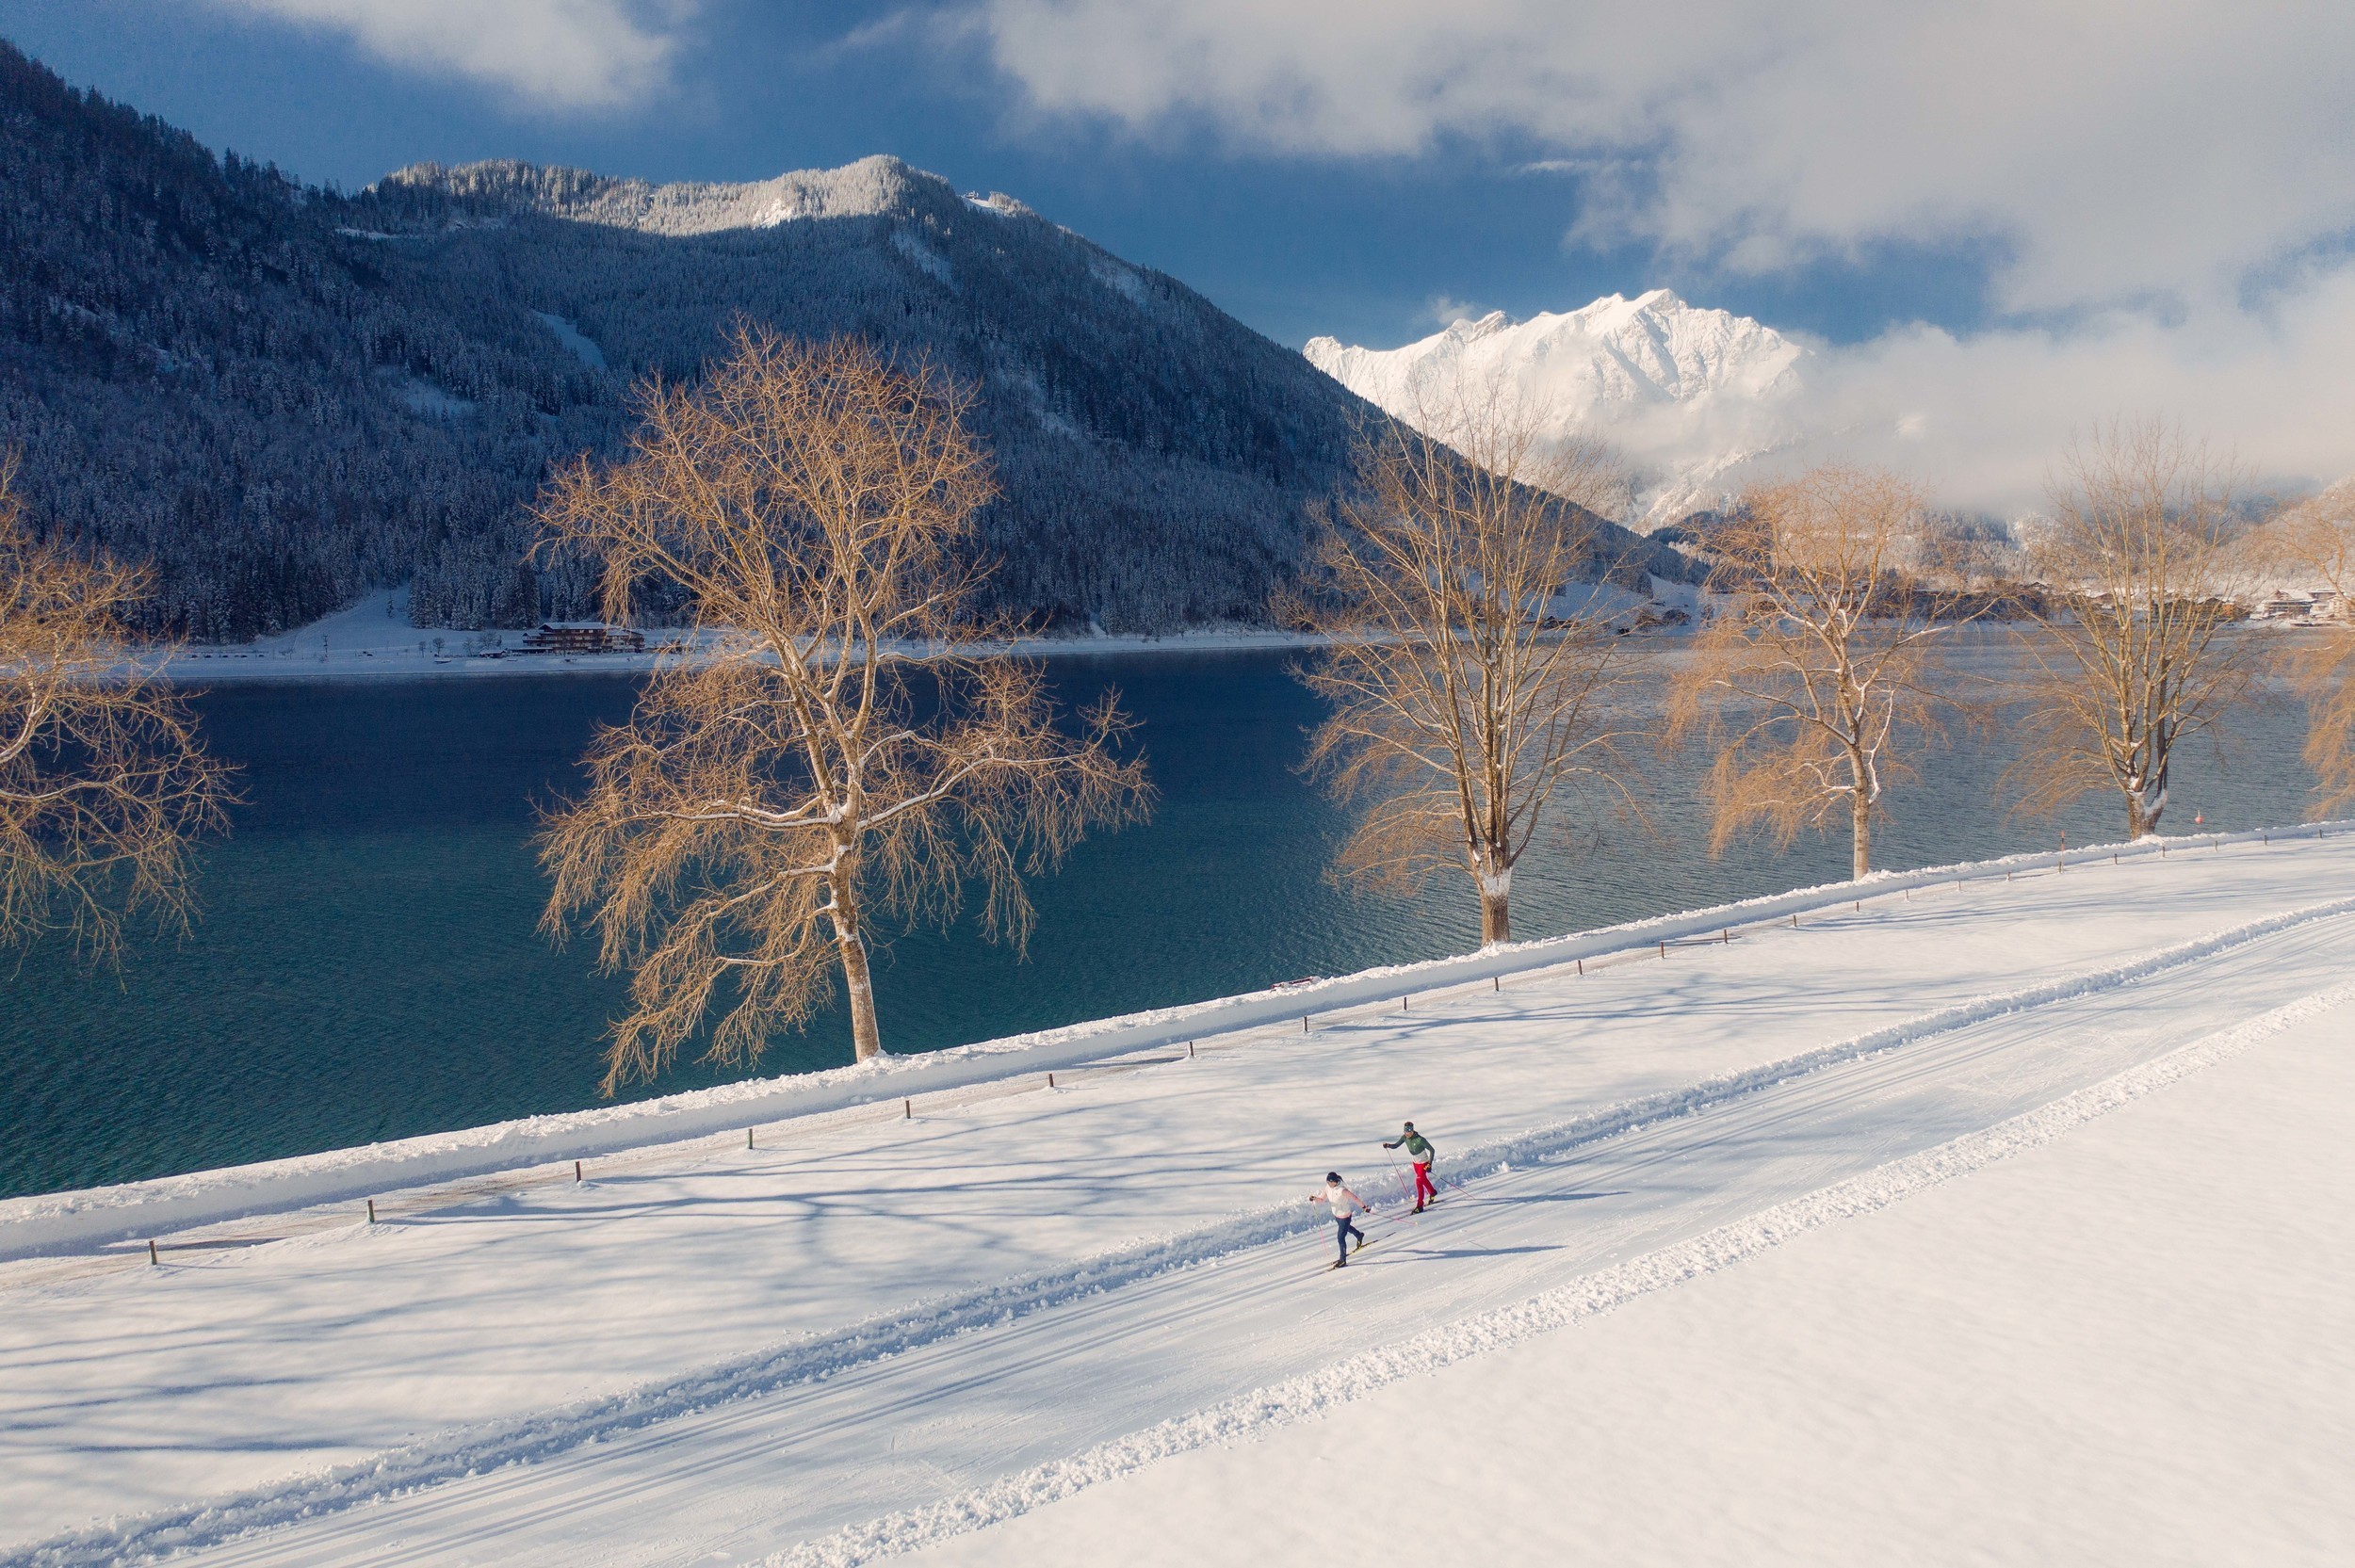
left=1335, top=1216, right=1364, bottom=1260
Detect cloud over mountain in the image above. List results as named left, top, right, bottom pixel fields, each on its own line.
left=1308, top=285, right=2355, bottom=524
left=965, top=2, right=2355, bottom=316
left=202, top=0, right=694, bottom=107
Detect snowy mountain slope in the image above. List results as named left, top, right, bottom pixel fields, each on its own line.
left=5, top=831, right=2353, bottom=1564
left=1306, top=290, right=1814, bottom=526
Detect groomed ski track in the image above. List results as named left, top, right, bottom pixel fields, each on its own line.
left=7, top=835, right=2354, bottom=1566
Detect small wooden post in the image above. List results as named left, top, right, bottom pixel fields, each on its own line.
left=1855, top=900, right=1861, bottom=913
left=1401, top=995, right=1408, bottom=1012
left=149, top=1238, right=158, bottom=1266
left=367, top=1199, right=376, bottom=1224
left=1791, top=913, right=1799, bottom=928
left=903, top=1098, right=912, bottom=1119
left=1048, top=1072, right=1056, bottom=1090
left=747, top=1127, right=755, bottom=1150
left=1188, top=1041, right=1195, bottom=1059
left=1720, top=929, right=1729, bottom=945
left=1492, top=975, right=1500, bottom=992
left=1659, top=940, right=1666, bottom=959
left=575, top=1159, right=582, bottom=1182
left=1576, top=957, right=1584, bottom=976
left=1303, top=1015, right=1310, bottom=1033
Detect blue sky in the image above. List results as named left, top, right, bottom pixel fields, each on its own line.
left=3, top=1, right=2350, bottom=509
left=0, top=0, right=2000, bottom=350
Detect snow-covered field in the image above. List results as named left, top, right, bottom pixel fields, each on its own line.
left=5, top=832, right=2352, bottom=1565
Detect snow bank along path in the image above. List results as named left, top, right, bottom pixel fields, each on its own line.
left=6, top=818, right=2342, bottom=1261
left=6, top=831, right=2355, bottom=1565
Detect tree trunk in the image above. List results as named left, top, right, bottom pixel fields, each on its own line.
left=1476, top=857, right=1512, bottom=946
left=2126, top=793, right=2155, bottom=839
left=1851, top=787, right=1873, bottom=880
left=828, top=874, right=885, bottom=1061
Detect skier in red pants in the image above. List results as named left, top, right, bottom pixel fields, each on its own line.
left=1384, top=1121, right=1438, bottom=1212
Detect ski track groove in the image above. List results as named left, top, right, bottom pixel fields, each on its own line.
left=11, top=898, right=2355, bottom=1568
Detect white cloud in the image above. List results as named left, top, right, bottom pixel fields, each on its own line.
left=203, top=0, right=695, bottom=108
left=967, top=2, right=2355, bottom=315
left=1625, top=280, right=2355, bottom=521
left=1423, top=293, right=1486, bottom=328
left=1800, top=277, right=2355, bottom=514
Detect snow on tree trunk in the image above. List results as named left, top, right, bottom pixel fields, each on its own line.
left=1477, top=863, right=1513, bottom=946
left=1851, top=786, right=1873, bottom=881
left=836, top=921, right=884, bottom=1062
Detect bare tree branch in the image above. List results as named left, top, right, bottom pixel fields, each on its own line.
left=1666, top=464, right=1963, bottom=879
left=2006, top=419, right=2259, bottom=837
left=1283, top=378, right=1646, bottom=946
left=0, top=452, right=235, bottom=962
left=535, top=329, right=1152, bottom=1088
left=2253, top=478, right=2355, bottom=812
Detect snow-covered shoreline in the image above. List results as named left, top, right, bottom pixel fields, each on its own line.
left=8, top=818, right=2342, bottom=1260
left=129, top=590, right=1339, bottom=687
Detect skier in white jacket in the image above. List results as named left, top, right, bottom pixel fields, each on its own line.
left=1311, top=1172, right=1371, bottom=1266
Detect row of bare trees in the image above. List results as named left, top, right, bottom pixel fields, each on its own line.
left=8, top=327, right=2354, bottom=1097
left=1291, top=404, right=2347, bottom=943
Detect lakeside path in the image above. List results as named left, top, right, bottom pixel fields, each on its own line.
left=5, top=834, right=2353, bottom=1563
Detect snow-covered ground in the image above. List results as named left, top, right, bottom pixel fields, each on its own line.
left=5, top=832, right=2352, bottom=1565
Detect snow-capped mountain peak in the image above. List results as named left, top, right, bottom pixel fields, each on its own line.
left=1307, top=290, right=1803, bottom=418
left=1305, top=290, right=1811, bottom=525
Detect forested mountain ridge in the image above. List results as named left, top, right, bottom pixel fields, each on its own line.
left=0, top=39, right=1691, bottom=640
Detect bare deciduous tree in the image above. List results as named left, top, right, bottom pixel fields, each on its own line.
left=0, top=454, right=232, bottom=960
left=1287, top=384, right=1643, bottom=946
left=1666, top=465, right=1954, bottom=880
left=538, top=329, right=1151, bottom=1085
left=2007, top=420, right=2257, bottom=838
left=2260, top=479, right=2355, bottom=811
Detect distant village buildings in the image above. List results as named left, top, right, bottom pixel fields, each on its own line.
left=2257, top=589, right=2343, bottom=623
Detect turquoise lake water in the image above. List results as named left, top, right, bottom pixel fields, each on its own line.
left=0, top=649, right=2322, bottom=1197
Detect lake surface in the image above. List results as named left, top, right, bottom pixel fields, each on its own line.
left=0, top=648, right=2324, bottom=1198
